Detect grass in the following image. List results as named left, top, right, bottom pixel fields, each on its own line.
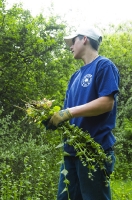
left=111, top=179, right=132, bottom=200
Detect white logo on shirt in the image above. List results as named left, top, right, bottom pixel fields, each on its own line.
left=81, top=74, right=92, bottom=87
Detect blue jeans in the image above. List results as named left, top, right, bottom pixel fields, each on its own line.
left=57, top=150, right=115, bottom=200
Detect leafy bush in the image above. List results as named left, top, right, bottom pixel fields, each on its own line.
left=0, top=109, right=61, bottom=199
left=114, top=117, right=132, bottom=179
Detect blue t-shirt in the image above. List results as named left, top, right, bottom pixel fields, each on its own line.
left=63, top=56, right=120, bottom=155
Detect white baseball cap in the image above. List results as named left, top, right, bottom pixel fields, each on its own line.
left=64, top=27, right=102, bottom=47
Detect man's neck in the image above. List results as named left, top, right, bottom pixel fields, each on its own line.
left=82, top=50, right=99, bottom=65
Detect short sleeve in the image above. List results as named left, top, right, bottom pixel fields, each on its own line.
left=96, top=60, right=120, bottom=98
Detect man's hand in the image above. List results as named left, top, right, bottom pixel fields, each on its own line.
left=48, top=109, right=72, bottom=127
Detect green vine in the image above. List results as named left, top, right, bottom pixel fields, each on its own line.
left=17, top=97, right=111, bottom=196
left=56, top=122, right=111, bottom=187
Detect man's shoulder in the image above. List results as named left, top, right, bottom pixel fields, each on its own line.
left=97, top=56, right=111, bottom=64
left=97, top=56, right=117, bottom=70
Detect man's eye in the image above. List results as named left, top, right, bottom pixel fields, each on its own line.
left=72, top=37, right=76, bottom=45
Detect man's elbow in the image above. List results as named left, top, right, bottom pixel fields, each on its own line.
left=105, top=95, right=115, bottom=112
left=107, top=101, right=114, bottom=112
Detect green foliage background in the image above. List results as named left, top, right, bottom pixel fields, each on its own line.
left=0, top=0, right=132, bottom=199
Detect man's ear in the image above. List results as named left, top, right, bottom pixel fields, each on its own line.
left=83, top=36, right=89, bottom=45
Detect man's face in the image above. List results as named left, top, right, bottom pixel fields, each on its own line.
left=70, top=35, right=85, bottom=59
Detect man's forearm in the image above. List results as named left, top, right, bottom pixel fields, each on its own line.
left=69, top=95, right=114, bottom=117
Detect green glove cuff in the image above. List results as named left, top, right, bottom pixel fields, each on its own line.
left=59, top=109, right=72, bottom=119
left=48, top=108, right=73, bottom=127
left=65, top=108, right=73, bottom=118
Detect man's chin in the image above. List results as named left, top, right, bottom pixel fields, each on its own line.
left=74, top=54, right=81, bottom=60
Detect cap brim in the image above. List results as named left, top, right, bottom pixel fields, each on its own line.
left=64, top=34, right=78, bottom=47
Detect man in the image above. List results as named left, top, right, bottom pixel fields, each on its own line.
left=48, top=27, right=120, bottom=200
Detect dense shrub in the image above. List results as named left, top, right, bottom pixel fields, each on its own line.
left=114, top=117, right=132, bottom=179
left=0, top=109, right=62, bottom=199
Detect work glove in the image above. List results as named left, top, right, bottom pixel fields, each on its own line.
left=48, top=109, right=72, bottom=128
left=41, top=118, right=56, bottom=130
